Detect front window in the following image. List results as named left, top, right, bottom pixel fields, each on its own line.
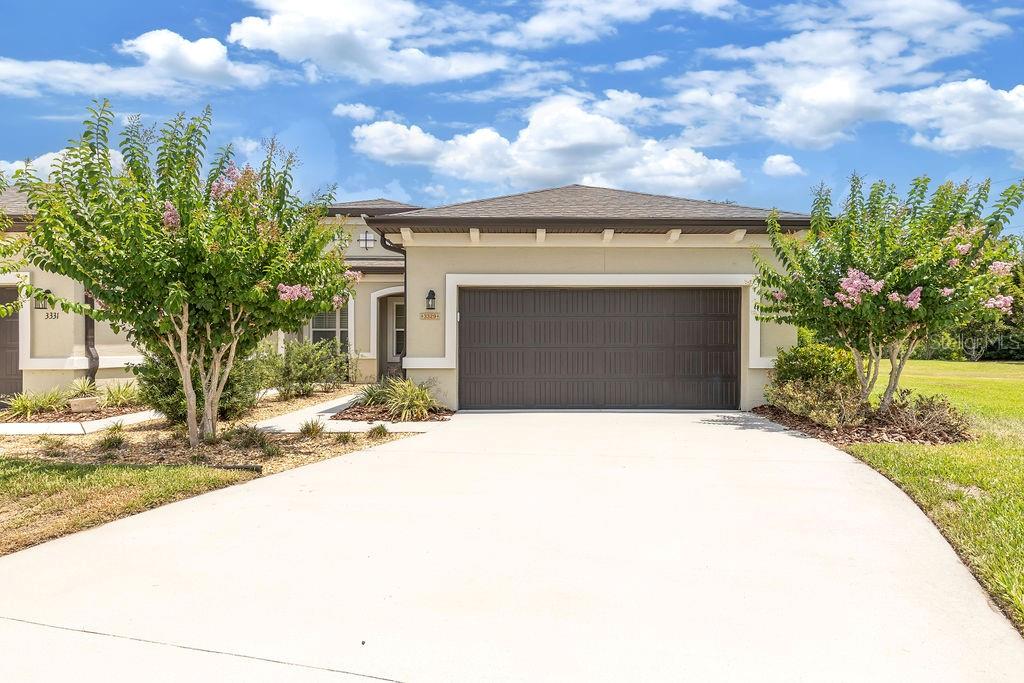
left=309, top=302, right=349, bottom=349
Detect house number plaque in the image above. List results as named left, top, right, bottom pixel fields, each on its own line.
left=419, top=312, right=440, bottom=321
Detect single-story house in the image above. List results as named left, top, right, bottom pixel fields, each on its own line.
left=366, top=184, right=808, bottom=411
left=1, top=184, right=807, bottom=410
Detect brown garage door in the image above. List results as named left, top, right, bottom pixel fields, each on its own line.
left=458, top=288, right=739, bottom=409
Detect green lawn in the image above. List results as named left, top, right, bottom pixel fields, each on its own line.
left=0, top=458, right=251, bottom=556
left=849, top=360, right=1024, bottom=631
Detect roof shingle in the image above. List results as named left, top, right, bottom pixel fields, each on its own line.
left=386, top=185, right=806, bottom=220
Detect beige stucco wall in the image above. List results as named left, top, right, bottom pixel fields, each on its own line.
left=11, top=214, right=400, bottom=394
left=402, top=243, right=796, bottom=411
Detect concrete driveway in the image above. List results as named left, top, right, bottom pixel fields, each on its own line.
left=1, top=412, right=1023, bottom=682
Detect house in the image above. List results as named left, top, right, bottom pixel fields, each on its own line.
left=0, top=187, right=419, bottom=393
left=1, top=184, right=807, bottom=410
left=365, top=184, right=808, bottom=410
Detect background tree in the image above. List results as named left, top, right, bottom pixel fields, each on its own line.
left=0, top=175, right=29, bottom=317
left=17, top=102, right=356, bottom=445
left=755, top=174, right=1024, bottom=409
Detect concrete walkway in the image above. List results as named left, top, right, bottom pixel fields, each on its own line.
left=1, top=411, right=1022, bottom=681
left=254, top=393, right=448, bottom=433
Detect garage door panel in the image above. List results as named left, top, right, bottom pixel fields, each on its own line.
left=459, top=288, right=739, bottom=409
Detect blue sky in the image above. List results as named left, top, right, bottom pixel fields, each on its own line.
left=1, top=0, right=1022, bottom=222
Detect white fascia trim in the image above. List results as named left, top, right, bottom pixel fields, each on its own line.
left=401, top=273, right=776, bottom=370
left=0, top=271, right=145, bottom=371
left=396, top=233, right=771, bottom=248
left=365, top=285, right=404, bottom=360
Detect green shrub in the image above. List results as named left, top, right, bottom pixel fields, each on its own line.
left=68, top=377, right=98, bottom=398
left=249, top=345, right=284, bottom=392
left=335, top=431, right=353, bottom=445
left=764, top=380, right=866, bottom=428
left=298, top=418, right=326, bottom=438
left=225, top=425, right=270, bottom=451
left=96, top=423, right=126, bottom=450
left=879, top=390, right=971, bottom=439
left=357, top=382, right=390, bottom=407
left=278, top=341, right=348, bottom=397
left=3, top=388, right=69, bottom=419
left=101, top=381, right=141, bottom=408
left=133, top=351, right=262, bottom=424
left=356, top=377, right=441, bottom=421
left=384, top=378, right=440, bottom=421
left=367, top=423, right=389, bottom=439
left=771, top=342, right=858, bottom=386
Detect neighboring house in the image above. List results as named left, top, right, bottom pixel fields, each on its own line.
left=1, top=183, right=808, bottom=409
left=0, top=188, right=419, bottom=393
left=366, top=184, right=809, bottom=411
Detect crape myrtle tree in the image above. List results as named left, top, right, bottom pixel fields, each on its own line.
left=755, top=174, right=1024, bottom=410
left=17, top=102, right=358, bottom=445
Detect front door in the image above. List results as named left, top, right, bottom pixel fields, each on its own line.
left=382, top=297, right=405, bottom=377
left=0, top=288, right=22, bottom=396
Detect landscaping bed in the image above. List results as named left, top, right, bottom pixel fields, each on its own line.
left=0, top=404, right=147, bottom=423
left=333, top=403, right=453, bottom=422
left=752, top=404, right=973, bottom=446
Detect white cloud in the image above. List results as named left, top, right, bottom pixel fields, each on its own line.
left=0, top=149, right=124, bottom=180
left=228, top=0, right=510, bottom=85
left=335, top=179, right=412, bottom=204
left=230, top=137, right=263, bottom=166
left=495, top=0, right=737, bottom=47
left=895, top=79, right=1024, bottom=161
left=0, top=30, right=273, bottom=98
left=352, top=94, right=741, bottom=196
left=332, top=103, right=378, bottom=120
left=614, top=55, right=667, bottom=72
left=452, top=65, right=571, bottom=102
left=591, top=89, right=662, bottom=123
left=762, top=154, right=806, bottom=177
left=661, top=0, right=1014, bottom=150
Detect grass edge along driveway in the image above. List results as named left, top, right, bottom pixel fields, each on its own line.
left=848, top=360, right=1024, bottom=632
left=0, top=458, right=251, bottom=556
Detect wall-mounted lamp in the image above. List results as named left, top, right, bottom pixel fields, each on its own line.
left=426, top=289, right=436, bottom=310
left=34, top=289, right=53, bottom=310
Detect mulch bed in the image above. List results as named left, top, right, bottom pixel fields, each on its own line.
left=0, top=405, right=146, bottom=423
left=752, top=404, right=973, bottom=446
left=332, top=404, right=454, bottom=422
left=0, top=420, right=410, bottom=476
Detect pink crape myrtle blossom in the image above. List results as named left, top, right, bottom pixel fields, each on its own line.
left=162, top=201, right=180, bottom=230
left=344, top=268, right=364, bottom=283
left=832, top=268, right=884, bottom=308
left=989, top=261, right=1013, bottom=276
left=947, top=258, right=960, bottom=267
left=985, top=294, right=1014, bottom=314
left=771, top=289, right=786, bottom=301
left=332, top=294, right=347, bottom=309
left=941, top=287, right=955, bottom=297
left=823, top=297, right=835, bottom=307
left=903, top=287, right=922, bottom=310
left=210, top=162, right=242, bottom=200
left=277, top=283, right=313, bottom=302
left=888, top=292, right=902, bottom=302
left=956, top=243, right=971, bottom=255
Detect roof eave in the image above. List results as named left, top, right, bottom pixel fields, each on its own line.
left=366, top=215, right=810, bottom=232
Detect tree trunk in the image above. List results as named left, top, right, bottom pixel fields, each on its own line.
left=880, top=337, right=918, bottom=410
left=164, top=305, right=200, bottom=447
